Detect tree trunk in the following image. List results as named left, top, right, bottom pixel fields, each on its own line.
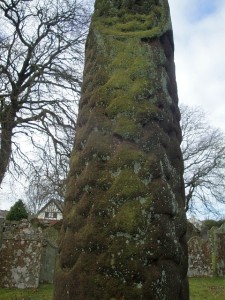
left=54, top=1, right=189, bottom=299
left=0, top=104, right=14, bottom=186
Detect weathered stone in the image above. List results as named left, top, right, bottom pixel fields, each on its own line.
left=39, top=239, right=58, bottom=284
left=0, top=220, right=60, bottom=288
left=0, top=220, right=42, bottom=288
left=188, top=223, right=225, bottom=278
left=188, top=236, right=212, bottom=277
left=53, top=1, right=189, bottom=299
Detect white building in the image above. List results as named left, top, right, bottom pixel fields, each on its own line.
left=37, top=199, right=63, bottom=221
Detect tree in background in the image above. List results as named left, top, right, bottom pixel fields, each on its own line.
left=26, top=159, right=66, bottom=214
left=0, top=0, right=90, bottom=186
left=6, top=199, right=28, bottom=221
left=180, top=104, right=225, bottom=214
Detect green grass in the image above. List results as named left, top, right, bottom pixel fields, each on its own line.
left=0, top=279, right=225, bottom=299
left=0, top=284, right=53, bottom=300
left=189, top=277, right=225, bottom=300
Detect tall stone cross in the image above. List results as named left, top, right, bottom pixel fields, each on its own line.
left=54, top=1, right=189, bottom=299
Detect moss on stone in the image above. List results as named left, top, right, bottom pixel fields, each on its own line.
left=106, top=70, right=133, bottom=90
left=108, top=169, right=147, bottom=200
left=106, top=95, right=134, bottom=117
left=82, top=130, right=114, bottom=159
left=113, top=200, right=143, bottom=233
left=109, top=143, right=145, bottom=170
left=54, top=1, right=188, bottom=299
left=113, top=115, right=140, bottom=140
left=93, top=0, right=171, bottom=38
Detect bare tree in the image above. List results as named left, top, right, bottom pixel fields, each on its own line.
left=25, top=143, right=71, bottom=214
left=26, top=172, right=64, bottom=214
left=180, top=104, right=225, bottom=214
left=0, top=0, right=90, bottom=186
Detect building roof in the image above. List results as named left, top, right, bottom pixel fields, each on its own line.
left=37, top=199, right=64, bottom=215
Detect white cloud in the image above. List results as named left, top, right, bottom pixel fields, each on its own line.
left=170, top=0, right=225, bottom=131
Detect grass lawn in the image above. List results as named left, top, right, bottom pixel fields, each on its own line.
left=0, top=284, right=53, bottom=300
left=189, top=277, right=225, bottom=300
left=0, top=278, right=225, bottom=299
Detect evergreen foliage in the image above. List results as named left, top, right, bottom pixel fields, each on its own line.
left=6, top=200, right=28, bottom=221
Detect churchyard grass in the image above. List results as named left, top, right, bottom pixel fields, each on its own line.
left=0, top=284, right=52, bottom=300
left=189, top=277, right=225, bottom=299
left=0, top=278, right=225, bottom=299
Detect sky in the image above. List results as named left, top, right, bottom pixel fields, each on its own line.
left=169, top=0, right=225, bottom=132
left=1, top=0, right=225, bottom=213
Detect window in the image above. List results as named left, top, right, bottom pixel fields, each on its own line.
left=53, top=212, right=57, bottom=219
left=45, top=212, right=49, bottom=218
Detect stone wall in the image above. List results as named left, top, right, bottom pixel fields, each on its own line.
left=0, top=220, right=59, bottom=288
left=188, top=223, right=225, bottom=277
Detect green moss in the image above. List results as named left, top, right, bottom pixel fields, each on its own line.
left=83, top=21, right=162, bottom=144
left=135, top=101, right=161, bottom=124
left=106, top=69, right=133, bottom=90
left=70, top=152, right=80, bottom=170
left=108, top=169, right=147, bottom=199
left=91, top=86, right=111, bottom=107
left=115, top=20, right=147, bottom=32
left=75, top=160, right=100, bottom=188
left=94, top=1, right=117, bottom=17
left=113, top=115, right=139, bottom=140
left=113, top=200, right=143, bottom=233
left=106, top=95, right=134, bottom=117
left=83, top=130, right=114, bottom=158
left=139, top=154, right=160, bottom=181
left=97, top=170, right=114, bottom=190
left=109, top=143, right=145, bottom=170
left=93, top=1, right=171, bottom=38
left=75, top=222, right=95, bottom=242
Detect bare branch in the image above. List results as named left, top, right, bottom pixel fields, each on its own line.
left=0, top=0, right=90, bottom=186
left=180, top=104, right=225, bottom=215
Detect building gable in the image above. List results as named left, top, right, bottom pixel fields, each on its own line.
left=37, top=200, right=63, bottom=221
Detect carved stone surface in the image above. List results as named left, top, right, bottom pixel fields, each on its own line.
left=54, top=1, right=189, bottom=299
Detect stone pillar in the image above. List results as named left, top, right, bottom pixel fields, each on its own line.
left=54, top=1, right=189, bottom=299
